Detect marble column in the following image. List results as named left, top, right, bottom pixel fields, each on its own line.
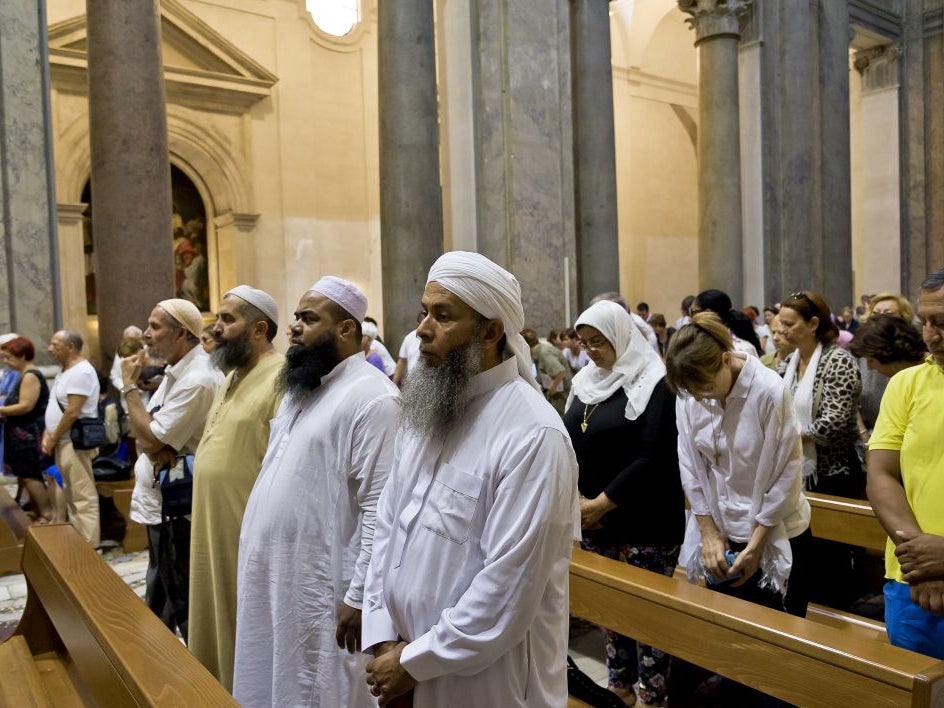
left=0, top=0, right=60, bottom=359
left=572, top=0, right=620, bottom=307
left=378, top=0, right=443, bottom=349
left=679, top=0, right=750, bottom=306
left=86, top=0, right=175, bottom=357
left=469, top=0, right=577, bottom=332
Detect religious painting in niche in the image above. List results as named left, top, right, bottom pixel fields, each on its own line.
left=171, top=166, right=209, bottom=312
left=306, top=0, right=359, bottom=36
left=81, top=166, right=210, bottom=316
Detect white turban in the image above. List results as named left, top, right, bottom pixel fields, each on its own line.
left=309, top=276, right=368, bottom=324
left=158, top=298, right=203, bottom=338
left=427, top=251, right=539, bottom=390
left=225, top=284, right=279, bottom=324
left=362, top=321, right=379, bottom=340
left=566, top=300, right=666, bottom=420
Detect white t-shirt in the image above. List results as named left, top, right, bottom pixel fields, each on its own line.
left=130, top=346, right=223, bottom=525
left=398, top=330, right=422, bottom=375
left=564, top=348, right=590, bottom=371
left=44, top=359, right=100, bottom=433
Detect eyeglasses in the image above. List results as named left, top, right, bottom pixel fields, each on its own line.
left=578, top=337, right=609, bottom=351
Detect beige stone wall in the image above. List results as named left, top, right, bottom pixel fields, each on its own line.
left=610, top=1, right=699, bottom=321
left=47, top=0, right=383, bottom=361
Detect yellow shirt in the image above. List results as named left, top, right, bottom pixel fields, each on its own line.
left=869, top=358, right=944, bottom=582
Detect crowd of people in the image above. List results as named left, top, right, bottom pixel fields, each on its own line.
left=1, top=256, right=943, bottom=707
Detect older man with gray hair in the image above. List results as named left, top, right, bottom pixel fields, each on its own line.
left=362, top=251, right=579, bottom=707
left=122, top=298, right=223, bottom=640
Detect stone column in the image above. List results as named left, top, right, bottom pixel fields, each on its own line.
left=679, top=0, right=750, bottom=305
left=470, top=0, right=577, bottom=332
left=378, top=0, right=444, bottom=349
left=852, top=45, right=902, bottom=296
left=0, top=0, right=60, bottom=360
left=572, top=0, right=620, bottom=307
left=86, top=0, right=175, bottom=357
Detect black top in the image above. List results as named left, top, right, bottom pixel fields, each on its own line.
left=563, top=379, right=684, bottom=546
left=5, top=369, right=49, bottom=428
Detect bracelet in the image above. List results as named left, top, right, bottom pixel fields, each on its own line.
left=122, top=384, right=140, bottom=396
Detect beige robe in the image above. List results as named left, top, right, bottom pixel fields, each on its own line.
left=188, top=352, right=284, bottom=690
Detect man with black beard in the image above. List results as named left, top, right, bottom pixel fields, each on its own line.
left=362, top=252, right=579, bottom=708
left=189, top=285, right=284, bottom=690
left=233, top=277, right=399, bottom=708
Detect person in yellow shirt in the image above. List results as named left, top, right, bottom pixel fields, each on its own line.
left=868, top=267, right=944, bottom=658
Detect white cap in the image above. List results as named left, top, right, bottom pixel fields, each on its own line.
left=0, top=333, right=19, bottom=346
left=309, top=276, right=368, bottom=324
left=225, top=285, right=279, bottom=324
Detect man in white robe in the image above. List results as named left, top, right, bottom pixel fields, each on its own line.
left=362, top=252, right=580, bottom=707
left=233, top=277, right=399, bottom=708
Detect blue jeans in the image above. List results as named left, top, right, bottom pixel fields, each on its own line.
left=885, top=580, right=944, bottom=659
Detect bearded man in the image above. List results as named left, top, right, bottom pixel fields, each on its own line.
left=189, top=285, right=284, bottom=689
left=233, top=277, right=399, bottom=707
left=362, top=252, right=580, bottom=707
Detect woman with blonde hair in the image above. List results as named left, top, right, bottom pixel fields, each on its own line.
left=666, top=312, right=811, bottom=620
left=866, top=292, right=915, bottom=323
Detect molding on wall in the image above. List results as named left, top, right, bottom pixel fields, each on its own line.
left=849, top=0, right=902, bottom=40
left=612, top=65, right=697, bottom=108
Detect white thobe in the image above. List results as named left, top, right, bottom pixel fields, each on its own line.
left=362, top=356, right=579, bottom=707
left=233, top=354, right=399, bottom=708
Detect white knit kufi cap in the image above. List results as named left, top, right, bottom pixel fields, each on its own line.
left=309, top=276, right=368, bottom=324
left=157, top=298, right=203, bottom=338
left=225, top=284, right=279, bottom=324
left=427, top=251, right=540, bottom=391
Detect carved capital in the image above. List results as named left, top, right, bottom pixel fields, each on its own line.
left=56, top=203, right=89, bottom=226
left=678, top=0, right=752, bottom=43
left=853, top=44, right=901, bottom=91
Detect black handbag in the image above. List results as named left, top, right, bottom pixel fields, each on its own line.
left=56, top=398, right=107, bottom=450
left=154, top=455, right=195, bottom=518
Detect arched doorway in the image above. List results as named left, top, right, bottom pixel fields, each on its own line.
left=81, top=166, right=211, bottom=317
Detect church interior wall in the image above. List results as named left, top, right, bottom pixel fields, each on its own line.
left=610, top=1, right=699, bottom=321
left=46, top=0, right=382, bottom=360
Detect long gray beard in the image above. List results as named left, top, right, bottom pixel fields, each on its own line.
left=398, top=340, right=482, bottom=437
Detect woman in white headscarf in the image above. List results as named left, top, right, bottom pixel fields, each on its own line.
left=563, top=300, right=684, bottom=707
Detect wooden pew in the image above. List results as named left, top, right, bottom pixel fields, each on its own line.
left=96, top=479, right=147, bottom=553
left=0, top=482, right=30, bottom=575
left=806, top=491, right=888, bottom=553
left=571, top=547, right=944, bottom=707
left=0, top=524, right=236, bottom=706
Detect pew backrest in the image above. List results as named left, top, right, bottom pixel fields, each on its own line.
left=806, top=491, right=888, bottom=553
left=12, top=524, right=236, bottom=706
left=570, top=547, right=944, bottom=707
left=0, top=483, right=30, bottom=575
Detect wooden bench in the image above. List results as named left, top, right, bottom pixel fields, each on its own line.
left=0, top=482, right=30, bottom=575
left=0, top=524, right=236, bottom=706
left=571, top=547, right=944, bottom=707
left=806, top=491, right=888, bottom=553
left=96, top=479, right=147, bottom=553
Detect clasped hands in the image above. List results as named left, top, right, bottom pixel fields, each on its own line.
left=895, top=530, right=944, bottom=615
left=365, top=640, right=416, bottom=706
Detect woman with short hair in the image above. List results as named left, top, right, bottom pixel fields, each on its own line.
left=0, top=336, right=52, bottom=521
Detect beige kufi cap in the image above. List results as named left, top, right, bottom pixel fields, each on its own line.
left=157, top=298, right=203, bottom=338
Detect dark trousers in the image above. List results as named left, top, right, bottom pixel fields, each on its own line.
left=145, top=517, right=191, bottom=642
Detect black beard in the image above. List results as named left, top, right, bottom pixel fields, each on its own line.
left=210, top=329, right=253, bottom=372
left=277, top=331, right=342, bottom=396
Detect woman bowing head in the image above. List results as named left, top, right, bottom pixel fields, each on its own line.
left=563, top=300, right=684, bottom=707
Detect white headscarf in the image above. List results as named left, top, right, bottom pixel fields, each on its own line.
left=427, top=251, right=540, bottom=391
left=567, top=300, right=666, bottom=420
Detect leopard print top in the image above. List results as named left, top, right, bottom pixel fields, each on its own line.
left=780, top=344, right=863, bottom=492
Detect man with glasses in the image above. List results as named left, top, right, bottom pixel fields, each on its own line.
left=868, top=267, right=944, bottom=658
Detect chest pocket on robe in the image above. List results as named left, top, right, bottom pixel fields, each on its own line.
left=420, top=463, right=483, bottom=544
